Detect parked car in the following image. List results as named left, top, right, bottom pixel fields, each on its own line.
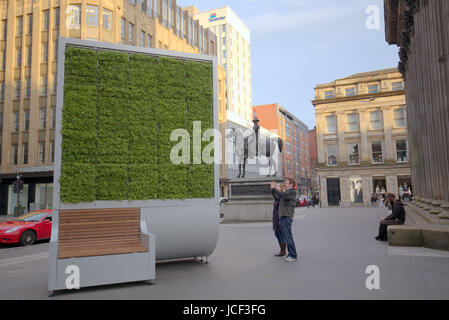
left=0, top=209, right=52, bottom=246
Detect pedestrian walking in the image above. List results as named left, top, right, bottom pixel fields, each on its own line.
left=370, top=193, right=377, bottom=207
left=271, top=183, right=286, bottom=257
left=270, top=179, right=298, bottom=262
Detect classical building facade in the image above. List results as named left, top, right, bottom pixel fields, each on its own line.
left=309, top=127, right=318, bottom=193
left=0, top=0, right=225, bottom=216
left=252, top=103, right=311, bottom=194
left=313, top=68, right=411, bottom=207
left=384, top=0, right=449, bottom=209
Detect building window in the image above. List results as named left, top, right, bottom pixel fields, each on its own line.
left=128, top=22, right=134, bottom=44
left=325, top=115, right=337, bottom=134
left=140, top=30, right=145, bottom=46
left=13, top=112, right=20, bottom=132
left=369, top=110, right=382, bottom=130
left=129, top=0, right=136, bottom=4
left=51, top=107, right=56, bottom=128
left=50, top=141, right=55, bottom=163
left=53, top=40, right=58, bottom=61
left=349, top=177, right=363, bottom=204
left=54, top=7, right=60, bottom=28
left=392, top=81, right=403, bottom=91
left=103, top=9, right=112, bottom=31
left=345, top=87, right=356, bottom=96
left=287, top=160, right=292, bottom=173
left=42, top=43, right=48, bottom=63
left=11, top=145, right=18, bottom=166
left=0, top=113, right=3, bottom=132
left=40, top=76, right=47, bottom=96
left=154, top=0, right=158, bottom=18
left=147, top=34, right=153, bottom=48
left=348, top=143, right=360, bottom=165
left=52, top=74, right=57, bottom=95
left=371, top=142, right=383, bottom=163
left=38, top=142, right=45, bottom=163
left=1, top=51, right=5, bottom=70
left=16, top=48, right=22, bottom=67
left=22, top=144, right=28, bottom=165
left=327, top=145, right=338, bottom=166
left=26, top=46, right=32, bottom=66
left=25, top=78, right=31, bottom=98
left=286, top=142, right=291, bottom=155
left=14, top=80, right=21, bottom=100
left=121, top=18, right=126, bottom=41
left=86, top=6, right=98, bottom=26
left=69, top=5, right=81, bottom=30
left=162, top=0, right=167, bottom=27
left=396, top=140, right=408, bottom=163
left=324, top=90, right=334, bottom=99
left=394, top=108, right=406, bottom=128
left=368, top=84, right=379, bottom=94
left=42, top=10, right=49, bottom=31
left=16, top=16, right=23, bottom=37
left=24, top=110, right=30, bottom=131
left=0, top=82, right=4, bottom=101
left=27, top=14, right=33, bottom=34
left=39, top=109, right=47, bottom=129
left=347, top=113, right=359, bottom=132
left=2, top=20, right=7, bottom=40
left=168, top=0, right=173, bottom=29
left=222, top=25, right=226, bottom=33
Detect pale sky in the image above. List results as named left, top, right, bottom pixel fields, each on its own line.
left=177, top=0, right=400, bottom=129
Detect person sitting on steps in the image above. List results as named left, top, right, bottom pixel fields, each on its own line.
left=375, top=193, right=406, bottom=241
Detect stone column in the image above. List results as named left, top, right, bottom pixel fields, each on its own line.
left=363, top=176, right=373, bottom=206
left=320, top=174, right=328, bottom=208
left=383, top=107, right=395, bottom=161
left=386, top=175, right=398, bottom=197
left=340, top=175, right=350, bottom=207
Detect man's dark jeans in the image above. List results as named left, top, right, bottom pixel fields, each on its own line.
left=280, top=216, right=297, bottom=259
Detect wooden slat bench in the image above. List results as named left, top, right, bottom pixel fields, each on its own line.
left=58, top=208, right=149, bottom=259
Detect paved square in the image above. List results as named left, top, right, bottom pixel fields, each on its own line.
left=1, top=206, right=449, bottom=299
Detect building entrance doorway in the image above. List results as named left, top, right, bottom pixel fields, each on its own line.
left=373, top=178, right=387, bottom=194
left=398, top=177, right=412, bottom=201
left=327, top=178, right=341, bottom=206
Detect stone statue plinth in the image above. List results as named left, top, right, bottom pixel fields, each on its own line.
left=222, top=177, right=285, bottom=221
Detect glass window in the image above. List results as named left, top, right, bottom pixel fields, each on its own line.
left=40, top=76, right=47, bottom=96
left=372, top=142, right=383, bottom=163
left=0, top=82, right=4, bottom=101
left=154, top=0, right=158, bottom=18
left=147, top=34, right=153, bottom=48
left=42, top=10, right=49, bottom=31
left=347, top=113, right=360, bottom=132
left=324, top=90, right=334, bottom=99
left=129, top=0, right=136, bottom=4
left=22, top=143, right=28, bottom=165
left=16, top=48, right=22, bottom=67
left=1, top=20, right=7, bottom=40
left=26, top=46, right=32, bottom=66
left=39, top=109, right=46, bottom=129
left=16, top=16, right=23, bottom=36
left=325, top=115, right=337, bottom=134
left=103, top=9, right=112, bottom=31
left=346, top=87, right=356, bottom=96
left=38, top=142, right=45, bottom=163
left=327, top=145, right=337, bottom=166
left=14, top=80, right=21, bottom=100
left=42, top=43, right=48, bottom=63
left=54, top=7, right=60, bottom=28
left=168, top=0, right=172, bottom=29
left=392, top=81, right=403, bottom=91
left=121, top=18, right=126, bottom=41
left=1, top=51, right=6, bottom=70
left=348, top=143, right=360, bottom=165
left=52, top=73, right=57, bottom=95
left=86, top=6, right=98, bottom=26
left=368, top=84, right=379, bottom=94
left=286, top=142, right=291, bottom=155
left=128, top=22, right=134, bottom=43
left=349, top=177, right=363, bottom=203
left=69, top=5, right=81, bottom=30
left=369, top=110, right=382, bottom=130
left=25, top=78, right=31, bottom=98
left=396, top=140, right=408, bottom=162
left=11, top=145, right=18, bottom=165
left=394, top=108, right=406, bottom=128
left=24, top=110, right=30, bottom=131
left=53, top=40, right=58, bottom=61
left=51, top=107, right=56, bottom=128
left=222, top=25, right=226, bottom=33
left=50, top=141, right=55, bottom=163
left=13, top=112, right=20, bottom=132
left=287, top=160, right=292, bottom=173
left=162, top=0, right=167, bottom=27
left=140, top=30, right=145, bottom=46
left=27, top=14, right=33, bottom=34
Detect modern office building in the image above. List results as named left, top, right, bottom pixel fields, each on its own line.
left=252, top=103, right=311, bottom=194
left=192, top=6, right=252, bottom=123
left=312, top=68, right=411, bottom=207
left=0, top=0, right=224, bottom=216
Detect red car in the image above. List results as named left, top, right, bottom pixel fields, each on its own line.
left=0, top=210, right=53, bottom=246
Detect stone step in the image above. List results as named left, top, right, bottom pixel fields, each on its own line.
left=388, top=224, right=449, bottom=251
left=404, top=203, right=434, bottom=225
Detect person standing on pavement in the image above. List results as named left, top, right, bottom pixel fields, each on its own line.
left=270, top=179, right=298, bottom=262
left=271, top=183, right=286, bottom=257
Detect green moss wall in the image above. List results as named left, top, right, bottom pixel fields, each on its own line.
left=60, top=47, right=214, bottom=203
